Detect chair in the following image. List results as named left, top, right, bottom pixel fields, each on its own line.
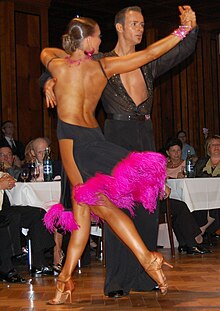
left=22, top=228, right=32, bottom=272
left=90, top=222, right=105, bottom=265
left=158, top=198, right=176, bottom=257
left=77, top=222, right=105, bottom=273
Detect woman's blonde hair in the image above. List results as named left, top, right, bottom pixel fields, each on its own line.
left=206, top=135, right=220, bottom=156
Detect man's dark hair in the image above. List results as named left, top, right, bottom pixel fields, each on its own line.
left=114, top=6, right=142, bottom=27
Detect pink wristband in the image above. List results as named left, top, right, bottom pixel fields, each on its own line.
left=172, top=25, right=192, bottom=40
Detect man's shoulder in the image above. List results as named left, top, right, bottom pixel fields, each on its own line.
left=0, top=137, right=8, bottom=146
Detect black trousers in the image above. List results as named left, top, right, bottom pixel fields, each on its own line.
left=1, top=196, right=55, bottom=269
left=160, top=199, right=202, bottom=247
left=104, top=205, right=159, bottom=295
left=103, top=119, right=158, bottom=294
left=0, top=217, right=15, bottom=273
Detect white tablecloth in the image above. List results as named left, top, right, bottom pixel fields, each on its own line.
left=167, top=178, right=220, bottom=212
left=6, top=181, right=61, bottom=211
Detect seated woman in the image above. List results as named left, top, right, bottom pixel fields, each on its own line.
left=193, top=135, right=220, bottom=236
left=162, top=138, right=211, bottom=254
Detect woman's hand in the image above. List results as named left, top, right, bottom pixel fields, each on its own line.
left=163, top=185, right=171, bottom=199
left=44, top=78, right=57, bottom=108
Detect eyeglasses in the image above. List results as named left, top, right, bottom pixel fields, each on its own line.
left=0, top=153, right=13, bottom=158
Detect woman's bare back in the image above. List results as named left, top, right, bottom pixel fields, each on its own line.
left=50, top=58, right=108, bottom=128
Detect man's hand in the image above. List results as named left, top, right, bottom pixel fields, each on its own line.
left=179, top=5, right=197, bottom=29
left=0, top=174, right=16, bottom=190
left=44, top=78, right=57, bottom=108
left=2, top=160, right=12, bottom=170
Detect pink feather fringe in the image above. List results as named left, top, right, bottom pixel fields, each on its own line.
left=43, top=203, right=79, bottom=233
left=74, top=151, right=167, bottom=215
left=44, top=151, right=166, bottom=233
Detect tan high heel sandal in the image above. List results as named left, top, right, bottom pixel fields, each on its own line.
left=145, top=252, right=173, bottom=295
left=47, top=278, right=75, bottom=305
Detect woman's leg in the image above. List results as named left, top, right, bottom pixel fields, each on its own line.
left=61, top=204, right=91, bottom=275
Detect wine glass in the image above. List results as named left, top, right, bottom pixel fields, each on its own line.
left=30, top=162, right=40, bottom=182
left=32, top=165, right=40, bottom=182
left=20, top=169, right=29, bottom=182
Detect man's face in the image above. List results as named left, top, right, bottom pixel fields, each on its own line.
left=2, top=122, right=14, bottom=137
left=178, top=132, right=186, bottom=145
left=33, top=140, right=49, bottom=164
left=0, top=147, right=14, bottom=166
left=122, top=11, right=145, bottom=45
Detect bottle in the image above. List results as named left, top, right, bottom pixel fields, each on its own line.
left=43, top=147, right=53, bottom=182
left=185, top=149, right=194, bottom=178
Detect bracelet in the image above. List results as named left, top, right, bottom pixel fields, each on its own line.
left=172, top=25, right=192, bottom=40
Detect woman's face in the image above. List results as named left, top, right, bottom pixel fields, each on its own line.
left=209, top=139, right=220, bottom=157
left=167, top=145, right=182, bottom=162
left=89, top=24, right=102, bottom=53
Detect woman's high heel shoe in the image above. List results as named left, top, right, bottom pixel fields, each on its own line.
left=47, top=278, right=75, bottom=305
left=145, top=252, right=173, bottom=295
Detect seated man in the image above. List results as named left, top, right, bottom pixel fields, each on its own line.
left=29, top=137, right=61, bottom=181
left=0, top=120, right=25, bottom=162
left=0, top=173, right=26, bottom=283
left=0, top=146, right=55, bottom=276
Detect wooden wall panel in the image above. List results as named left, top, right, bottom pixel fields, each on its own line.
left=152, top=29, right=220, bottom=158
left=0, top=2, right=219, bottom=161
left=15, top=12, right=43, bottom=143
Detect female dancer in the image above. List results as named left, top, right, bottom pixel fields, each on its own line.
left=41, top=10, right=194, bottom=304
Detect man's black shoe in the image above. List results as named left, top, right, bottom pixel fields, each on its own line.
left=0, top=269, right=26, bottom=283
left=152, top=285, right=160, bottom=291
left=31, top=265, right=54, bottom=277
left=186, top=245, right=212, bottom=255
left=108, top=290, right=124, bottom=298
left=178, top=245, right=187, bottom=254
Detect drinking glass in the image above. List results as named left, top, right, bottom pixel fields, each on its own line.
left=20, top=169, right=29, bottom=182
left=32, top=165, right=40, bottom=182
left=30, top=162, right=40, bottom=182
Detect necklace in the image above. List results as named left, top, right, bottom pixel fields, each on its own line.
left=211, top=160, right=220, bottom=168
left=65, top=49, right=95, bottom=66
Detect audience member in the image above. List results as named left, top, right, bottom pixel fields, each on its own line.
left=30, top=137, right=61, bottom=181
left=27, top=137, right=63, bottom=272
left=0, top=146, right=55, bottom=276
left=0, top=172, right=26, bottom=283
left=165, top=137, right=217, bottom=242
left=194, top=135, right=220, bottom=177
left=160, top=187, right=210, bottom=254
left=177, top=130, right=197, bottom=161
left=193, top=135, right=220, bottom=236
left=0, top=120, right=25, bottom=162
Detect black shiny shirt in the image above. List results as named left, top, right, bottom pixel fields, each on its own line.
left=94, top=27, right=199, bottom=116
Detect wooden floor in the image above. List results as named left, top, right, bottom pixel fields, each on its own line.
left=1, top=238, right=220, bottom=311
